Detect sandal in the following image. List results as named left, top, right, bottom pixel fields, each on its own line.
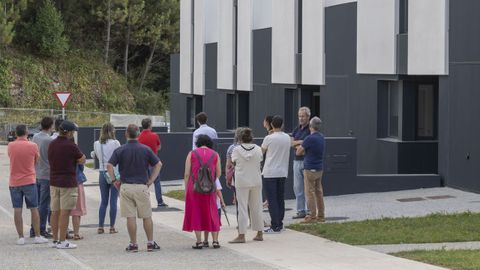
left=212, top=241, right=221, bottom=249
left=192, top=242, right=203, bottom=249
left=97, top=228, right=104, bottom=234
left=109, top=228, right=118, bottom=234
left=202, top=241, right=209, bottom=248
left=73, top=234, right=84, bottom=240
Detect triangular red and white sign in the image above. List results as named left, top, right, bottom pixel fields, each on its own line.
left=53, top=92, right=72, bottom=108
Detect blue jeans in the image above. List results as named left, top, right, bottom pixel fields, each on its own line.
left=148, top=167, right=164, bottom=205
left=293, top=160, right=307, bottom=214
left=10, top=184, right=38, bottom=209
left=264, top=178, right=286, bottom=231
left=98, top=172, right=118, bottom=227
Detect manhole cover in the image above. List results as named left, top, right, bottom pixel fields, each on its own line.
left=397, top=197, right=426, bottom=202
left=326, top=216, right=349, bottom=221
left=152, top=207, right=182, bottom=212
left=426, top=195, right=455, bottom=200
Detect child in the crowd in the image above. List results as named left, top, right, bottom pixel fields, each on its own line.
left=69, top=137, right=87, bottom=240
left=203, top=179, right=226, bottom=247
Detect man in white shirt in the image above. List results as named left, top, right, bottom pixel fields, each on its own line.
left=192, top=112, right=218, bottom=149
left=261, top=116, right=291, bottom=233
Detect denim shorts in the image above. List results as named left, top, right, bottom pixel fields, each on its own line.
left=9, top=184, right=38, bottom=209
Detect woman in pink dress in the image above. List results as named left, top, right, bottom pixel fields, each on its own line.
left=183, top=135, right=222, bottom=249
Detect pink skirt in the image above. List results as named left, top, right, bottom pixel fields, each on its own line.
left=182, top=180, right=220, bottom=232
left=71, top=184, right=87, bottom=217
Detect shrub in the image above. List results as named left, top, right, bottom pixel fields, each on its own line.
left=31, top=0, right=69, bottom=57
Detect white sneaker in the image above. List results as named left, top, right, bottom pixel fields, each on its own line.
left=50, top=241, right=59, bottom=248
left=16, top=237, right=25, bottom=245
left=56, top=241, right=77, bottom=249
left=34, top=236, right=49, bottom=244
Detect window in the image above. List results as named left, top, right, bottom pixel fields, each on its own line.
left=186, top=95, right=203, bottom=128
left=226, top=92, right=249, bottom=130
left=388, top=82, right=401, bottom=138
left=237, top=92, right=249, bottom=127
left=377, top=81, right=402, bottom=139
left=417, top=84, right=435, bottom=139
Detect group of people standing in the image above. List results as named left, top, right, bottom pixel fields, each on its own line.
left=6, top=106, right=325, bottom=252
left=181, top=107, right=326, bottom=248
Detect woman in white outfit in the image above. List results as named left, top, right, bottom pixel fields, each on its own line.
left=92, top=123, right=121, bottom=234
left=229, top=128, right=264, bottom=243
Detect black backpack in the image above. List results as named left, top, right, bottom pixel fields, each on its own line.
left=192, top=150, right=216, bottom=194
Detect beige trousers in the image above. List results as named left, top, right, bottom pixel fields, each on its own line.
left=304, top=170, right=325, bottom=219
left=236, top=186, right=264, bottom=234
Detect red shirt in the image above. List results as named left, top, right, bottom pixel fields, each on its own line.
left=48, top=136, right=83, bottom=188
left=8, top=138, right=39, bottom=187
left=138, top=129, right=161, bottom=154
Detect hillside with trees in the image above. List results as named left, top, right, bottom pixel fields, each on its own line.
left=0, top=0, right=179, bottom=114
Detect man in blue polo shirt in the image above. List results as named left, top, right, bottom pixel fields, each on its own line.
left=108, top=124, right=162, bottom=252
left=296, top=117, right=325, bottom=223
left=290, top=107, right=311, bottom=219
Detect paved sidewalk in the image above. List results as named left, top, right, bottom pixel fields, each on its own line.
left=361, top=242, right=480, bottom=254
left=0, top=145, right=451, bottom=270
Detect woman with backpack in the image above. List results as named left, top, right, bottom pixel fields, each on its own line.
left=228, top=128, right=264, bottom=243
left=182, top=134, right=222, bottom=249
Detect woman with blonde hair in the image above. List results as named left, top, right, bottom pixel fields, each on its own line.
left=92, top=123, right=121, bottom=234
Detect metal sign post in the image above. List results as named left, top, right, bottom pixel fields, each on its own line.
left=53, top=92, right=72, bottom=119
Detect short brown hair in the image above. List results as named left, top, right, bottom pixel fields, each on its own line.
left=126, top=124, right=139, bottom=139
left=195, top=112, right=208, bottom=125
left=40, top=117, right=54, bottom=130
left=240, top=128, right=253, bottom=143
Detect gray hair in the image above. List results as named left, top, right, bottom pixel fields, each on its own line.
left=309, top=117, right=322, bottom=131
left=298, top=107, right=311, bottom=116
left=234, top=127, right=244, bottom=143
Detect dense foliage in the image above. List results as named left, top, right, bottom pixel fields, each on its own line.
left=0, top=0, right=179, bottom=114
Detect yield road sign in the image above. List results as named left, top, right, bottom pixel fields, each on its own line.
left=53, top=92, right=72, bottom=108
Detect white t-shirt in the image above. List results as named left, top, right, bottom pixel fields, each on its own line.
left=93, top=139, right=121, bottom=171
left=261, top=131, right=291, bottom=178
left=215, top=179, right=222, bottom=209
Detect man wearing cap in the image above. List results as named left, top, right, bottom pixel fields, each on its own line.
left=48, top=120, right=86, bottom=249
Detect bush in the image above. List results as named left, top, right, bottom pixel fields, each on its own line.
left=31, top=0, right=69, bottom=57
left=0, top=57, right=12, bottom=106
left=133, top=89, right=168, bottom=115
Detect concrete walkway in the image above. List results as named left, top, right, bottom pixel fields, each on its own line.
left=0, top=145, right=449, bottom=270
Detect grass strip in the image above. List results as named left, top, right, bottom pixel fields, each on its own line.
left=393, top=249, right=480, bottom=270
left=164, top=190, right=185, bottom=201
left=288, top=212, right=480, bottom=245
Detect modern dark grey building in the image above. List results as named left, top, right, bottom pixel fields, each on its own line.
left=170, top=0, right=480, bottom=194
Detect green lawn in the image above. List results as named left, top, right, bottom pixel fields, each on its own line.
left=394, top=249, right=480, bottom=270
left=84, top=161, right=94, bottom=169
left=288, top=212, right=480, bottom=245
left=164, top=190, right=185, bottom=201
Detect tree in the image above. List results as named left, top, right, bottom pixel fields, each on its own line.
left=31, top=0, right=68, bottom=57
left=123, top=0, right=144, bottom=76
left=95, top=0, right=127, bottom=64
left=0, top=0, right=27, bottom=49
left=138, top=0, right=179, bottom=92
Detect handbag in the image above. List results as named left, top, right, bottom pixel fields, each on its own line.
left=100, top=142, right=120, bottom=184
